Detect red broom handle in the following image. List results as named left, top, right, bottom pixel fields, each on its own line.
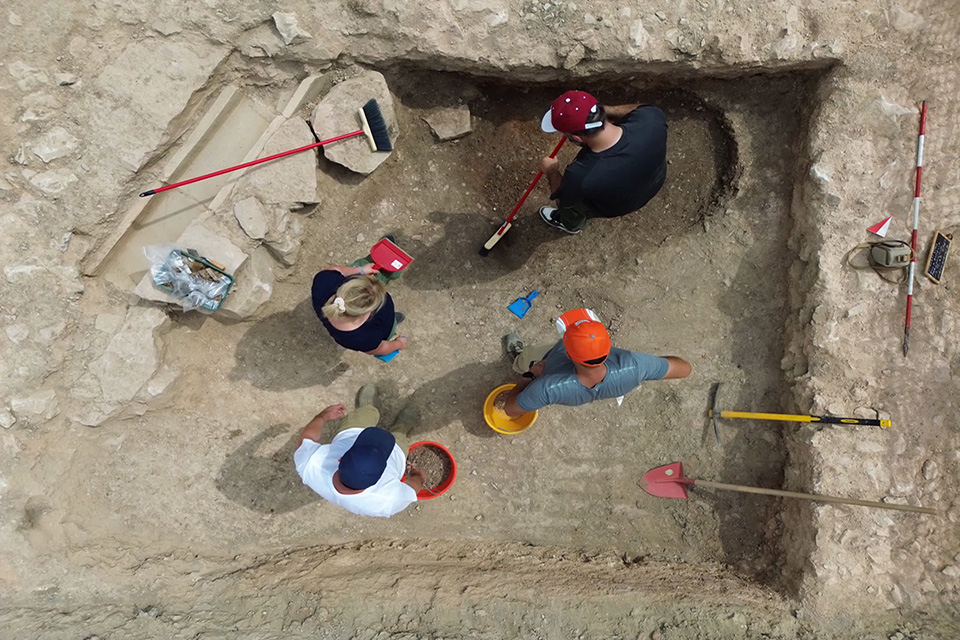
left=140, top=129, right=365, bottom=197
left=495, top=137, right=567, bottom=236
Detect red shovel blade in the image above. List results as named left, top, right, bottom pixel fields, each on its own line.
left=640, top=462, right=693, bottom=499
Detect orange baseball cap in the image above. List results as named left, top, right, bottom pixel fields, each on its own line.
left=561, top=310, right=611, bottom=366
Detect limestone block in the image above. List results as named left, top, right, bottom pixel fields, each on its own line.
left=94, top=313, right=124, bottom=333
left=10, top=390, right=60, bottom=423
left=219, top=247, right=275, bottom=320
left=244, top=119, right=319, bottom=205
left=0, top=410, right=15, bottom=429
left=234, top=197, right=268, bottom=240
left=264, top=211, right=304, bottom=267
left=423, top=105, right=473, bottom=141
left=89, top=307, right=169, bottom=406
left=272, top=12, right=312, bottom=45
left=312, top=71, right=397, bottom=175
left=31, top=127, right=79, bottom=163
left=26, top=169, right=78, bottom=194
left=90, top=40, right=227, bottom=170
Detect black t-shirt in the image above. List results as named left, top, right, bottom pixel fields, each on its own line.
left=552, top=105, right=668, bottom=217
left=311, top=270, right=396, bottom=352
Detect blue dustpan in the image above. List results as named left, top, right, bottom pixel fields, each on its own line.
left=508, top=290, right=539, bottom=318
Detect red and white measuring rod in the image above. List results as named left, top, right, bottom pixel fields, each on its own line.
left=903, top=100, right=927, bottom=357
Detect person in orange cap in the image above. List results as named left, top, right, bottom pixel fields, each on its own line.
left=501, top=309, right=691, bottom=417
left=537, top=90, right=668, bottom=234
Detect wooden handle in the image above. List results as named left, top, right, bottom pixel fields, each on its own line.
left=694, top=480, right=936, bottom=515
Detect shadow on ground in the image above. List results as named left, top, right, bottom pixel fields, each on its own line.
left=231, top=299, right=348, bottom=391
left=216, top=423, right=317, bottom=514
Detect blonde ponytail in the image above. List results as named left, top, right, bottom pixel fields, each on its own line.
left=322, top=276, right=387, bottom=320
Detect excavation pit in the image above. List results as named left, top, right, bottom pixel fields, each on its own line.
left=95, top=64, right=828, bottom=588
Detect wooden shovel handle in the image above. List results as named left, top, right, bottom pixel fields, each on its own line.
left=695, top=480, right=937, bottom=515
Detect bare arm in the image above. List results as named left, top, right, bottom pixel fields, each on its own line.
left=661, top=356, right=692, bottom=380
left=603, top=103, right=641, bottom=123
left=329, top=263, right=380, bottom=277
left=540, top=156, right=563, bottom=198
left=364, top=335, right=409, bottom=356
left=299, top=404, right=347, bottom=444
left=404, top=466, right=426, bottom=492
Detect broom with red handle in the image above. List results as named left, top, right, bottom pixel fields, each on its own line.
left=479, top=136, right=566, bottom=256
left=139, top=99, right=392, bottom=198
left=903, top=100, right=927, bottom=357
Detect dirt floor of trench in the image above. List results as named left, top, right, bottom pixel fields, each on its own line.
left=25, top=67, right=825, bottom=598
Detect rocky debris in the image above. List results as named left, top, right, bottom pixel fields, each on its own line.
left=151, top=19, right=182, bottom=36
left=241, top=119, right=319, bottom=205
left=234, top=197, right=268, bottom=240
left=10, top=390, right=60, bottom=424
left=21, top=92, right=58, bottom=123
left=8, top=61, right=48, bottom=92
left=31, top=127, right=79, bottom=163
left=145, top=365, right=179, bottom=398
left=88, top=307, right=169, bottom=408
left=239, top=23, right=284, bottom=58
left=921, top=459, right=938, bottom=481
left=54, top=73, right=79, bottom=86
left=264, top=209, right=304, bottom=267
left=312, top=71, right=398, bottom=175
left=423, top=105, right=473, bottom=141
left=220, top=247, right=275, bottom=320
left=89, top=40, right=227, bottom=170
left=24, top=168, right=78, bottom=195
left=5, top=324, right=29, bottom=344
left=272, top=12, right=312, bottom=45
left=8, top=11, right=23, bottom=26
left=0, top=410, right=15, bottom=429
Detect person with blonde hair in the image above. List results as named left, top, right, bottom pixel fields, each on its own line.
left=312, top=260, right=408, bottom=358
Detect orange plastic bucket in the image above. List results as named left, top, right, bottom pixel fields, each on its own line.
left=406, top=441, right=457, bottom=500
left=483, top=383, right=538, bottom=435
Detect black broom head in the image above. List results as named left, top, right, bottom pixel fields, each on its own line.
left=361, top=99, right=393, bottom=152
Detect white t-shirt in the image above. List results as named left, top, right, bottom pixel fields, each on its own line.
left=294, top=428, right=418, bottom=518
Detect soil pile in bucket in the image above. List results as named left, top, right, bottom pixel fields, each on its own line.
left=408, top=444, right=452, bottom=491
left=492, top=390, right=509, bottom=412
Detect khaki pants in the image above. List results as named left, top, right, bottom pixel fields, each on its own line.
left=333, top=406, right=409, bottom=452
left=511, top=342, right=556, bottom=375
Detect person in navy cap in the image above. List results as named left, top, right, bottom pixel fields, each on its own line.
left=294, top=385, right=425, bottom=517
left=537, top=90, right=668, bottom=234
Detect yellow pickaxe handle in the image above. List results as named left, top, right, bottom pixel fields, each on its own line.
left=709, top=410, right=891, bottom=429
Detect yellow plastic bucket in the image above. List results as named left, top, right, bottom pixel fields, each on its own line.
left=483, top=384, right=538, bottom=435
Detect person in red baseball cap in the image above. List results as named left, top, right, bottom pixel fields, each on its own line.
left=537, top=90, right=668, bottom=234
left=500, top=309, right=691, bottom=417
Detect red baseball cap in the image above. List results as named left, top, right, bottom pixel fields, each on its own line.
left=541, top=90, right=604, bottom=134
left=563, top=319, right=612, bottom=366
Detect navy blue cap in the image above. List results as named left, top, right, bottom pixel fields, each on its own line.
left=338, top=427, right=396, bottom=490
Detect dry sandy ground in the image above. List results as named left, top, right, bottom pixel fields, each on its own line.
left=1, top=1, right=959, bottom=638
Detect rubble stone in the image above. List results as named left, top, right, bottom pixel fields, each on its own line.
left=312, top=71, right=397, bottom=175
left=31, top=126, right=79, bottom=163
left=26, top=168, right=78, bottom=194
left=8, top=61, right=48, bottom=91
left=54, top=73, right=79, bottom=86
left=234, top=197, right=268, bottom=240
left=272, top=12, right=312, bottom=45
left=88, top=307, right=169, bottom=407
left=423, top=105, right=473, bottom=141
left=94, top=313, right=124, bottom=334
left=10, top=390, right=60, bottom=422
left=0, top=410, right=15, bottom=429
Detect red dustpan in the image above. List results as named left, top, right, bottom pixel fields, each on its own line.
left=370, top=238, right=413, bottom=272
left=640, top=462, right=936, bottom=514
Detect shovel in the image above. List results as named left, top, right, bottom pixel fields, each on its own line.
left=507, top=290, right=539, bottom=318
left=640, top=462, right=936, bottom=515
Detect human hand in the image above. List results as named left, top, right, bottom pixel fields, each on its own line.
left=394, top=335, right=409, bottom=350
left=359, top=263, right=380, bottom=276
left=317, top=404, right=347, bottom=421
left=528, top=360, right=546, bottom=378
left=539, top=155, right=560, bottom=174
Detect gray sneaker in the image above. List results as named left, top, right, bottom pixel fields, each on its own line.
left=504, top=333, right=525, bottom=358
left=539, top=206, right=582, bottom=234
left=391, top=405, right=420, bottom=435
left=356, top=385, right=378, bottom=409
